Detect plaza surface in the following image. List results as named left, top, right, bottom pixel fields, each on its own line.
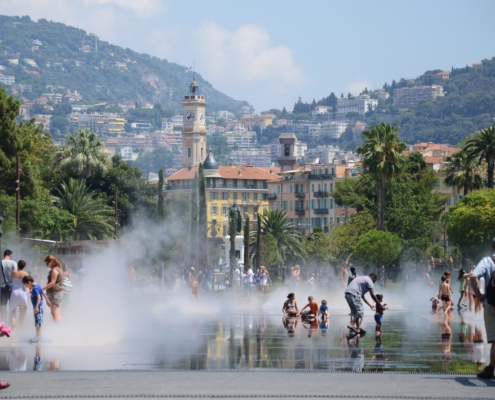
left=1, top=306, right=494, bottom=399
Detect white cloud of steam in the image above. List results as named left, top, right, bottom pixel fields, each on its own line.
left=193, top=22, right=306, bottom=96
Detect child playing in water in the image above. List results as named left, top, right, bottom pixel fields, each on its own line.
left=439, top=276, right=452, bottom=315
left=300, top=296, right=318, bottom=319
left=430, top=295, right=440, bottom=314
left=22, top=276, right=47, bottom=343
left=374, top=294, right=388, bottom=335
left=319, top=299, right=330, bottom=320
left=190, top=279, right=199, bottom=301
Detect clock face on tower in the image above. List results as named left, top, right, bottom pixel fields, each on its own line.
left=198, top=112, right=205, bottom=123
left=184, top=111, right=194, bottom=123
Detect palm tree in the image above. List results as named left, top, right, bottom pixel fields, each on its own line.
left=356, top=122, right=407, bottom=231
left=208, top=219, right=221, bottom=238
left=53, top=178, right=115, bottom=240
left=54, top=129, right=111, bottom=181
left=406, top=152, right=427, bottom=182
left=253, top=209, right=306, bottom=264
left=443, top=147, right=484, bottom=196
left=465, top=125, right=495, bottom=188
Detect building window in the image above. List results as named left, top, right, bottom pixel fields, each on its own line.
left=254, top=206, right=259, bottom=215
left=242, top=192, right=248, bottom=201
left=222, top=204, right=228, bottom=216
left=233, top=192, right=238, bottom=201
left=254, top=193, right=258, bottom=201
left=210, top=192, right=217, bottom=200
left=283, top=185, right=287, bottom=194
left=222, top=179, right=227, bottom=188
left=277, top=186, right=281, bottom=194
left=233, top=179, right=237, bottom=188
left=329, top=199, right=334, bottom=209
left=312, top=184, right=315, bottom=193
left=278, top=201, right=281, bottom=209
left=244, top=206, right=248, bottom=214
left=271, top=202, right=275, bottom=211
left=211, top=203, right=218, bottom=215
left=222, top=192, right=229, bottom=200
left=187, top=147, right=191, bottom=158
left=311, top=199, right=315, bottom=209
left=330, top=183, right=334, bottom=191
left=290, top=185, right=293, bottom=194
left=243, top=179, right=248, bottom=188
left=282, top=201, right=287, bottom=210
left=306, top=200, right=309, bottom=210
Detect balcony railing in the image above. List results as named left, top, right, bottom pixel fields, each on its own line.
left=295, top=208, right=305, bottom=216
left=267, top=194, right=277, bottom=200
left=308, top=174, right=335, bottom=180
left=295, top=191, right=305, bottom=198
left=314, top=191, right=329, bottom=198
left=314, top=208, right=329, bottom=215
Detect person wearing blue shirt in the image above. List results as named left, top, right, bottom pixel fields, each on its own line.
left=470, top=238, right=495, bottom=379
left=22, top=276, right=46, bottom=344
left=319, top=299, right=330, bottom=320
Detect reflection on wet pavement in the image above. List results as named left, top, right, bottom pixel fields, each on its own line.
left=0, top=310, right=488, bottom=373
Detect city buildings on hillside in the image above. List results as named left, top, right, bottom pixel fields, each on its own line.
left=0, top=74, right=15, bottom=85
left=70, top=112, right=125, bottom=136
left=393, top=85, right=444, bottom=107
left=239, top=114, right=273, bottom=129
left=373, top=88, right=390, bottom=100
left=336, top=94, right=378, bottom=115
left=225, top=130, right=257, bottom=148
left=320, top=121, right=349, bottom=138
left=304, top=145, right=361, bottom=165
left=266, top=134, right=356, bottom=234
left=229, top=148, right=271, bottom=167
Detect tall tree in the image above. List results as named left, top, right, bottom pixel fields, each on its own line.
left=54, top=129, right=111, bottom=181
left=244, top=215, right=250, bottom=270
left=228, top=208, right=237, bottom=281
left=256, top=213, right=261, bottom=271
left=198, top=164, right=208, bottom=267
left=443, top=147, right=484, bottom=195
left=157, top=169, right=165, bottom=220
left=189, top=173, right=199, bottom=268
left=465, top=125, right=495, bottom=188
left=356, top=122, right=407, bottom=230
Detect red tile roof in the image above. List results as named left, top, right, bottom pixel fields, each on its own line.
left=167, top=165, right=282, bottom=181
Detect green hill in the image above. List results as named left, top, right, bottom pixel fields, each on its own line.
left=379, top=58, right=495, bottom=145
left=0, top=15, right=248, bottom=114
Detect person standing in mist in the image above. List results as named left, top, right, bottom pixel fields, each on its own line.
left=42, top=255, right=64, bottom=322
left=1, top=250, right=17, bottom=320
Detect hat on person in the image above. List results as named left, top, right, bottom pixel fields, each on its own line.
left=190, top=267, right=195, bottom=271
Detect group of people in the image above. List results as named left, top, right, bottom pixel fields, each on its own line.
left=0, top=250, right=69, bottom=389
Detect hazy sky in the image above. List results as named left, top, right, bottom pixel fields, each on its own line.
left=1, top=0, right=494, bottom=111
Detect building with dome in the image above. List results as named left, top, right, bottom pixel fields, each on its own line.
left=165, top=79, right=281, bottom=236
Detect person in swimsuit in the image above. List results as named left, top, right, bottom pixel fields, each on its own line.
left=10, top=260, right=29, bottom=328
left=282, top=293, right=299, bottom=316
left=190, top=279, right=199, bottom=301
left=340, top=261, right=349, bottom=287
left=282, top=314, right=299, bottom=338
left=438, top=275, right=452, bottom=315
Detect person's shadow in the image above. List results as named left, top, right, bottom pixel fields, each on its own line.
left=447, top=377, right=495, bottom=387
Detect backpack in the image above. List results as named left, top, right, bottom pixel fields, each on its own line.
left=487, top=257, right=495, bottom=307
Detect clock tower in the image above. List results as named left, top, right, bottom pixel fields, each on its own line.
left=182, top=77, right=207, bottom=167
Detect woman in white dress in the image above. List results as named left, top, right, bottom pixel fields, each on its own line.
left=10, top=260, right=29, bottom=328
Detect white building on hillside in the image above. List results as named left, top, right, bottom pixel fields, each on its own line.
left=336, top=94, right=378, bottom=115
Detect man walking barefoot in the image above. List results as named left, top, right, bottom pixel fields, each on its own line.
left=345, top=272, right=381, bottom=335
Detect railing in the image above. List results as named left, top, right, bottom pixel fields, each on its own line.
left=295, top=208, right=305, bottom=216
left=314, top=191, right=329, bottom=198
left=314, top=208, right=329, bottom=215
left=295, top=191, right=305, bottom=198
left=308, top=174, right=335, bottom=180
left=267, top=194, right=277, bottom=200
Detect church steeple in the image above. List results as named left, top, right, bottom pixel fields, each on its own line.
left=181, top=77, right=207, bottom=168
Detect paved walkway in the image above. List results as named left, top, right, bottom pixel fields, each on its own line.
left=0, top=371, right=494, bottom=399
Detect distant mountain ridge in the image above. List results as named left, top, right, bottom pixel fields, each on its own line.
left=0, top=15, right=249, bottom=114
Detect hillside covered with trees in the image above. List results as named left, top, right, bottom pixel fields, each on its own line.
left=0, top=15, right=249, bottom=114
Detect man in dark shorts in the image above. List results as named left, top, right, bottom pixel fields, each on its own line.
left=1, top=250, right=17, bottom=319
left=344, top=272, right=381, bottom=334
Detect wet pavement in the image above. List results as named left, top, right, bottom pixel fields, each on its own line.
left=0, top=308, right=489, bottom=374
